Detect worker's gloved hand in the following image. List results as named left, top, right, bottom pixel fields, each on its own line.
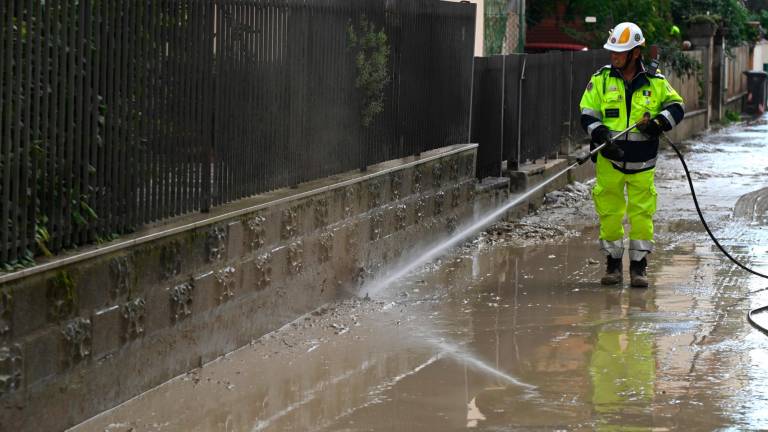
left=600, top=141, right=624, bottom=161
left=589, top=125, right=612, bottom=163
left=590, top=125, right=611, bottom=145
left=638, top=115, right=665, bottom=138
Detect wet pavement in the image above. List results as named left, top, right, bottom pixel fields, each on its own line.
left=72, top=118, right=768, bottom=431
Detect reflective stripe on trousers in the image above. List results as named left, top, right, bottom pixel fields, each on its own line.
left=592, top=153, right=657, bottom=258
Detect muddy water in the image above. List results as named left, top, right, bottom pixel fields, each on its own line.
left=72, top=119, right=768, bottom=431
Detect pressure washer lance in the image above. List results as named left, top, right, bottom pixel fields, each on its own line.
left=575, top=121, right=639, bottom=166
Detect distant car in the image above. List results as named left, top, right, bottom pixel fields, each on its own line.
left=524, top=42, right=589, bottom=53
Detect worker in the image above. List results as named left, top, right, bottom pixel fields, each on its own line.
left=579, top=22, right=685, bottom=287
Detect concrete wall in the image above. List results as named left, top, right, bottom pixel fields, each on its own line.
left=0, top=145, right=480, bottom=431
left=666, top=50, right=705, bottom=114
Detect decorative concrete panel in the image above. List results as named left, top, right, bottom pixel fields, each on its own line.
left=91, top=305, right=121, bottom=359
left=343, top=184, right=359, bottom=218
left=319, top=232, right=334, bottom=264
left=391, top=172, right=403, bottom=201
left=314, top=198, right=329, bottom=230
left=452, top=187, right=462, bottom=208
left=192, top=272, right=217, bottom=315
left=160, top=242, right=182, bottom=281
left=47, top=271, right=77, bottom=323
left=415, top=198, right=426, bottom=220
left=288, top=242, right=304, bottom=276
left=0, top=288, right=11, bottom=338
left=21, top=328, right=58, bottom=386
left=0, top=344, right=22, bottom=396
left=170, top=282, right=194, bottom=322
left=215, top=267, right=237, bottom=303
left=432, top=162, right=443, bottom=188
left=367, top=180, right=382, bottom=210
left=449, top=157, right=460, bottom=182
left=434, top=191, right=446, bottom=216
left=62, top=317, right=92, bottom=363
left=227, top=221, right=244, bottom=261
left=370, top=212, right=384, bottom=241
left=109, top=256, right=131, bottom=301
left=281, top=207, right=299, bottom=240
left=206, top=225, right=227, bottom=263
left=463, top=153, right=475, bottom=178
left=447, top=215, right=458, bottom=234
left=413, top=166, right=423, bottom=193
left=246, top=215, right=267, bottom=253
left=395, top=204, right=408, bottom=231
left=253, top=253, right=272, bottom=291
left=122, top=297, right=146, bottom=340
left=345, top=222, right=359, bottom=256
left=465, top=181, right=476, bottom=202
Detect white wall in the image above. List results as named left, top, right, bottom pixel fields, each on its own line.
left=752, top=41, right=768, bottom=71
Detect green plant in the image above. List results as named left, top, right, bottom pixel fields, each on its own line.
left=484, top=0, right=508, bottom=55
left=658, top=41, right=703, bottom=79
left=48, top=270, right=78, bottom=321
left=347, top=16, right=391, bottom=128
left=687, top=13, right=721, bottom=25
left=725, top=109, right=741, bottom=122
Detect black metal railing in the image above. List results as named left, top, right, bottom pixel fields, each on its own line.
left=0, top=0, right=475, bottom=267
left=472, top=49, right=611, bottom=178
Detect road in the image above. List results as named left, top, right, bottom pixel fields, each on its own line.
left=72, top=117, right=768, bottom=431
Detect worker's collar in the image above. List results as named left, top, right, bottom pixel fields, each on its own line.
left=609, top=58, right=650, bottom=88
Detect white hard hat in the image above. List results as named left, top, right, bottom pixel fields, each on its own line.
left=603, top=22, right=645, bottom=52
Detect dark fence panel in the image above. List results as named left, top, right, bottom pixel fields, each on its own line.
left=567, top=49, right=610, bottom=144
left=471, top=49, right=610, bottom=178
left=501, top=54, right=524, bottom=169
left=518, top=51, right=567, bottom=162
left=212, top=0, right=475, bottom=204
left=0, top=0, right=214, bottom=266
left=471, top=56, right=504, bottom=178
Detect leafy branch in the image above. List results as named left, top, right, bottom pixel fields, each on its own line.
left=347, top=16, right=391, bottom=128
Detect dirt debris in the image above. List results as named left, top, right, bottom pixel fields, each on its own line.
left=542, top=180, right=593, bottom=208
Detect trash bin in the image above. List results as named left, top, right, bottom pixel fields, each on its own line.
left=743, top=70, right=768, bottom=115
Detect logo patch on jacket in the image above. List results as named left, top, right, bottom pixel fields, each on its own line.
left=586, top=82, right=593, bottom=91
left=605, top=108, right=620, bottom=118
left=642, top=90, right=652, bottom=96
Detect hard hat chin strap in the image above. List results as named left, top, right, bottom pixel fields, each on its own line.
left=617, top=47, right=637, bottom=72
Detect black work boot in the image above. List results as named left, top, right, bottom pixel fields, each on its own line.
left=630, top=258, right=649, bottom=288
left=600, top=256, right=623, bottom=285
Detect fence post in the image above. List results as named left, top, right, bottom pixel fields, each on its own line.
left=512, top=54, right=526, bottom=171
left=202, top=0, right=217, bottom=213
left=564, top=51, right=574, bottom=157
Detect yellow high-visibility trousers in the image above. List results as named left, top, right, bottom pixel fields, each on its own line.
left=592, top=154, right=657, bottom=260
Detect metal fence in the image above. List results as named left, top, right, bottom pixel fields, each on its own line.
left=472, top=48, right=722, bottom=178
left=472, top=49, right=610, bottom=178
left=0, top=0, right=475, bottom=267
